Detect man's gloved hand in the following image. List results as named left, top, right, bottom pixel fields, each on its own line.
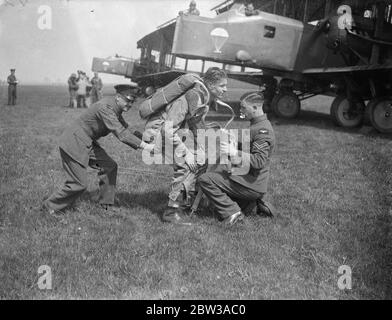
left=184, top=151, right=198, bottom=173
left=140, top=141, right=155, bottom=153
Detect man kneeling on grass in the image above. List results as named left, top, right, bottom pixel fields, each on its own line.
left=197, top=93, right=276, bottom=226
left=43, top=84, right=154, bottom=216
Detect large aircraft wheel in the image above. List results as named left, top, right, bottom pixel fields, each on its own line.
left=369, top=97, right=392, bottom=133
left=272, top=92, right=300, bottom=118
left=330, top=95, right=364, bottom=128
left=364, top=98, right=379, bottom=125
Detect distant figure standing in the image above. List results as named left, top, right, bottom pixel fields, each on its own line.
left=76, top=71, right=89, bottom=108
left=85, top=74, right=92, bottom=108
left=179, top=0, right=200, bottom=16
left=90, top=72, right=103, bottom=103
left=7, top=69, right=18, bottom=105
left=67, top=73, right=78, bottom=108
left=245, top=3, right=257, bottom=16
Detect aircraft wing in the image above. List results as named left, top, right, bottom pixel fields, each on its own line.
left=133, top=70, right=186, bottom=88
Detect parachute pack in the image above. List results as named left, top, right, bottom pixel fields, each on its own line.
left=139, top=73, right=210, bottom=143
left=139, top=73, right=206, bottom=119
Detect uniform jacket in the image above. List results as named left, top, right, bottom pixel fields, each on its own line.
left=68, top=77, right=78, bottom=91
left=185, top=8, right=200, bottom=15
left=59, top=96, right=142, bottom=167
left=91, top=77, right=103, bottom=91
left=230, top=115, right=275, bottom=194
left=7, top=75, right=17, bottom=86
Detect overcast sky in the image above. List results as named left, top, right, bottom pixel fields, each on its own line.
left=0, top=0, right=222, bottom=84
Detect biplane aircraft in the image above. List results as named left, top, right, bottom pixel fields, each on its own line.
left=172, top=0, right=392, bottom=133
left=92, top=0, right=392, bottom=133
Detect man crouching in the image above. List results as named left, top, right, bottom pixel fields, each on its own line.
left=197, top=93, right=276, bottom=226
left=43, top=84, right=154, bottom=216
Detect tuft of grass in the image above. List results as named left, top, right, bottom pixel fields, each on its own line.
left=0, top=85, right=391, bottom=299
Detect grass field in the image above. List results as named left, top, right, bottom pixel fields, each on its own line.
left=0, top=84, right=391, bottom=300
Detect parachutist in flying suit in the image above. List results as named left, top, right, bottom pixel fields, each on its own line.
left=43, top=84, right=154, bottom=216
left=161, top=67, right=228, bottom=225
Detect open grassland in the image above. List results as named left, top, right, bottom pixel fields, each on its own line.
left=0, top=85, right=391, bottom=299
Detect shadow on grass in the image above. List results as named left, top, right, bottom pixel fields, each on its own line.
left=81, top=189, right=167, bottom=216
left=115, top=190, right=167, bottom=217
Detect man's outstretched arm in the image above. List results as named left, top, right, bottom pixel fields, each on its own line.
left=99, top=106, right=147, bottom=150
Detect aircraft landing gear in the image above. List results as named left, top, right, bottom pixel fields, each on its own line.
left=272, top=91, right=301, bottom=119
left=368, top=97, right=392, bottom=133
left=330, top=95, right=365, bottom=128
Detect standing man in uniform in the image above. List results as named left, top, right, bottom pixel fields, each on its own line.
left=43, top=84, right=154, bottom=215
left=197, top=93, right=276, bottom=226
left=76, top=71, right=89, bottom=108
left=90, top=72, right=103, bottom=104
left=67, top=73, right=78, bottom=108
left=7, top=69, right=18, bottom=105
left=161, top=67, right=228, bottom=225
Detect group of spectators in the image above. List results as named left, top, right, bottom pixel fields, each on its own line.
left=67, top=71, right=103, bottom=108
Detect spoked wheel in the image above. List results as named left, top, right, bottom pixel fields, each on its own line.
left=272, top=91, right=301, bottom=118
left=330, top=95, right=365, bottom=128
left=369, top=97, right=392, bottom=133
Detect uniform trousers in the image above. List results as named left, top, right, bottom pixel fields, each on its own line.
left=77, top=94, right=87, bottom=108
left=198, top=171, right=263, bottom=219
left=8, top=85, right=16, bottom=105
left=90, top=89, right=102, bottom=104
left=69, top=90, right=77, bottom=108
left=46, top=143, right=117, bottom=211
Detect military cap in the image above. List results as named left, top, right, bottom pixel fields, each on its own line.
left=10, top=68, right=15, bottom=71
left=114, top=83, right=139, bottom=100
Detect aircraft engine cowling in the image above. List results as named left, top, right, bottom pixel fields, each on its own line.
left=325, top=14, right=372, bottom=61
